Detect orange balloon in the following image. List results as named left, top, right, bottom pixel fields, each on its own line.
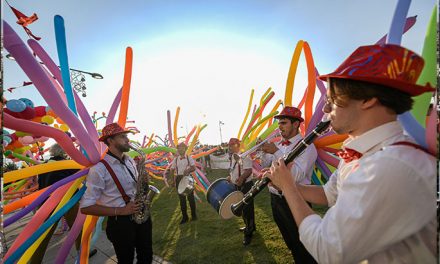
left=31, top=116, right=42, bottom=123
left=9, top=140, right=24, bottom=149
left=314, top=134, right=348, bottom=148
left=56, top=117, right=65, bottom=124
left=117, top=47, right=133, bottom=128
left=47, top=109, right=57, bottom=118
left=4, top=187, right=47, bottom=214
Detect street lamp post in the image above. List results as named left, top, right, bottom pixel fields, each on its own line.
left=4, top=53, right=103, bottom=97
left=219, top=121, right=224, bottom=145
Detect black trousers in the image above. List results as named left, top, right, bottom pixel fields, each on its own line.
left=176, top=175, right=196, bottom=219
left=237, top=181, right=256, bottom=237
left=106, top=215, right=153, bottom=264
left=271, top=193, right=317, bottom=264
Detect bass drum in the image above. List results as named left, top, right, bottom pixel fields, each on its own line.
left=206, top=178, right=243, bottom=220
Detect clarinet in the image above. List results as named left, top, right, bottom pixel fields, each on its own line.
left=230, top=118, right=331, bottom=217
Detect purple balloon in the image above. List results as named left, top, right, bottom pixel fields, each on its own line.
left=55, top=211, right=86, bottom=264
left=106, top=88, right=123, bottom=126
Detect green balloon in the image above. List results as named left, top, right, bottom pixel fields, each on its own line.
left=411, top=6, right=437, bottom=127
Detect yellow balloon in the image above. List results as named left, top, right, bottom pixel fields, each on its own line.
left=41, top=115, right=55, bottom=124
left=14, top=147, right=25, bottom=154
left=15, top=131, right=30, bottom=137
left=21, top=146, right=32, bottom=151
left=60, top=124, right=70, bottom=132
left=4, top=160, right=84, bottom=183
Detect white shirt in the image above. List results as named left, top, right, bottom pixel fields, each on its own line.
left=229, top=154, right=253, bottom=184
left=170, top=155, right=195, bottom=176
left=299, top=121, right=437, bottom=264
left=80, top=153, right=138, bottom=208
left=261, top=133, right=318, bottom=194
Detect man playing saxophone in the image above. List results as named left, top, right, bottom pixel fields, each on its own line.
left=80, top=123, right=153, bottom=264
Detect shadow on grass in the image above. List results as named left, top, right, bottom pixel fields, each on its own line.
left=151, top=169, right=294, bottom=263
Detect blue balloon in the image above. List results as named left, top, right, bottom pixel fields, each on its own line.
left=55, top=15, right=78, bottom=116
left=19, top=98, right=35, bottom=108
left=386, top=0, right=411, bottom=45
left=6, top=99, right=26, bottom=112
left=3, top=135, right=12, bottom=144
left=398, top=112, right=427, bottom=147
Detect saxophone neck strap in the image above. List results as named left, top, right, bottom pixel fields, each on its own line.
left=100, top=159, right=130, bottom=205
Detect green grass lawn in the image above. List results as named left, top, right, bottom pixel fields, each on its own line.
left=150, top=169, right=328, bottom=264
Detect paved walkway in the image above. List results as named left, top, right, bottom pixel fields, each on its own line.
left=4, top=214, right=171, bottom=263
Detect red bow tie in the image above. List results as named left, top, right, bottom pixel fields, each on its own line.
left=280, top=140, right=291, bottom=146
left=337, top=148, right=362, bottom=163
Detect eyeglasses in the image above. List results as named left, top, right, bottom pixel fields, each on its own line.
left=323, top=95, right=336, bottom=109
left=323, top=94, right=348, bottom=108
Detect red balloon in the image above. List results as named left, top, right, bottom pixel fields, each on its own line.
left=34, top=106, right=47, bottom=117
left=3, top=108, right=23, bottom=119
left=20, top=107, right=36, bottom=120
left=9, top=133, right=18, bottom=141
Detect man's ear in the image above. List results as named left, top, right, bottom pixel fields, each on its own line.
left=361, top=97, right=378, bottom=110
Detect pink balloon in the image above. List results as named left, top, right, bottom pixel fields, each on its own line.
left=37, top=136, right=50, bottom=142
left=20, top=135, right=35, bottom=145
left=4, top=113, right=91, bottom=166
left=425, top=106, right=438, bottom=155
left=3, top=21, right=100, bottom=163
left=317, top=149, right=340, bottom=167
left=5, top=183, right=72, bottom=260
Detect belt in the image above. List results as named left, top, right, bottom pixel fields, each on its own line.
left=108, top=215, right=131, bottom=220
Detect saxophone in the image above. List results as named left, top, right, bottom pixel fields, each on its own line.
left=129, top=142, right=160, bottom=224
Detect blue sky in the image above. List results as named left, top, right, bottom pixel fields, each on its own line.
left=3, top=0, right=436, bottom=145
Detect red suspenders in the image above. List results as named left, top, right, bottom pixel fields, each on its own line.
left=100, top=159, right=131, bottom=205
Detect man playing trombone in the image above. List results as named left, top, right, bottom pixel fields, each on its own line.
left=259, top=106, right=317, bottom=263
left=226, top=138, right=256, bottom=246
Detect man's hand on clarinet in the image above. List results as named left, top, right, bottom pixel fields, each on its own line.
left=267, top=157, right=296, bottom=193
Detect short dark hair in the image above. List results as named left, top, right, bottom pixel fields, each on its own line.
left=276, top=117, right=301, bottom=124
left=329, top=78, right=413, bottom=114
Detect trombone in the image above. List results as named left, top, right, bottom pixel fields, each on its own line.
left=232, top=132, right=279, bottom=163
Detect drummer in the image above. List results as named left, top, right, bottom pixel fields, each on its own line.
left=169, top=142, right=197, bottom=224
left=227, top=138, right=256, bottom=246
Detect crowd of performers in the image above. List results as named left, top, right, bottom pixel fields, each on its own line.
left=4, top=43, right=436, bottom=264
left=77, top=43, right=436, bottom=263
